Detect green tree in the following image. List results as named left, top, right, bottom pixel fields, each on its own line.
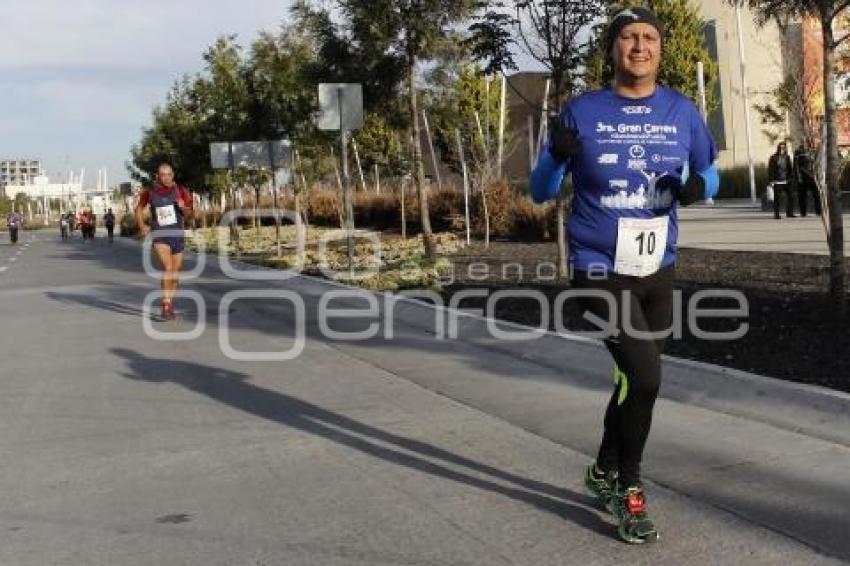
left=129, top=35, right=253, bottom=190
left=13, top=192, right=29, bottom=212
left=419, top=28, right=502, bottom=173
left=334, top=0, right=479, bottom=257
left=128, top=76, right=202, bottom=186
left=291, top=1, right=407, bottom=123
left=246, top=28, right=318, bottom=143
left=425, top=64, right=502, bottom=172
left=354, top=113, right=410, bottom=177
left=731, top=0, right=847, bottom=305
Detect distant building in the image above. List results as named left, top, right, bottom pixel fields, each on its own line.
left=785, top=16, right=850, bottom=147
left=1, top=158, right=42, bottom=198
left=503, top=71, right=550, bottom=184
left=4, top=175, right=88, bottom=209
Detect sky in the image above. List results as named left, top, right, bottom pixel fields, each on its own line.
left=0, top=0, right=545, bottom=189
left=0, top=0, right=297, bottom=186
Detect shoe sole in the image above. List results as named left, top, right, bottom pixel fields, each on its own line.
left=618, top=524, right=660, bottom=544
left=584, top=483, right=615, bottom=514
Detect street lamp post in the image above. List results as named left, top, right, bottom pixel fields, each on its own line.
left=735, top=3, right=758, bottom=204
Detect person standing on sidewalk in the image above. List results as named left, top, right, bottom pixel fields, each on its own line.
left=134, top=163, right=193, bottom=320
left=794, top=142, right=822, bottom=217
left=530, top=7, right=718, bottom=544
left=769, top=142, right=795, bottom=219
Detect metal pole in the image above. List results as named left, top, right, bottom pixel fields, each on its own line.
left=352, top=138, right=368, bottom=192
left=696, top=61, right=714, bottom=204
left=696, top=61, right=707, bottom=121
left=497, top=73, right=507, bottom=179
left=536, top=79, right=551, bottom=161
left=421, top=111, right=442, bottom=190
left=726, top=31, right=738, bottom=166
left=455, top=129, right=471, bottom=246
left=339, top=87, right=354, bottom=275
left=474, top=111, right=489, bottom=177
left=735, top=3, right=758, bottom=204
left=485, top=77, right=491, bottom=153
left=400, top=176, right=407, bottom=239
left=268, top=141, right=281, bottom=258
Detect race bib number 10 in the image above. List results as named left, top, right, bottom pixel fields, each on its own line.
left=614, top=216, right=669, bottom=277
left=155, top=205, right=178, bottom=227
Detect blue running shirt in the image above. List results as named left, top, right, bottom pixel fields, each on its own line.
left=531, top=86, right=717, bottom=273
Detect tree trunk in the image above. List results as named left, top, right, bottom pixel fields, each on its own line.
left=556, top=196, right=568, bottom=277
left=552, top=72, right=569, bottom=279
left=821, top=19, right=846, bottom=311
left=481, top=183, right=490, bottom=248
left=407, top=49, right=436, bottom=258
left=254, top=187, right=260, bottom=235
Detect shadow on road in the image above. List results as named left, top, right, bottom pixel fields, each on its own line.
left=46, top=288, right=148, bottom=318
left=111, top=347, right=612, bottom=538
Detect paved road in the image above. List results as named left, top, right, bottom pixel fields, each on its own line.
left=0, top=229, right=848, bottom=565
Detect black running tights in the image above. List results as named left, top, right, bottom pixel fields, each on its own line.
left=571, top=265, right=674, bottom=487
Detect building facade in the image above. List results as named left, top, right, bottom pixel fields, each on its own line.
left=786, top=16, right=850, bottom=148
left=696, top=2, right=787, bottom=169
left=1, top=158, right=42, bottom=198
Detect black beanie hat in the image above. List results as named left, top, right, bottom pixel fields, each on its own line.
left=606, top=7, right=664, bottom=54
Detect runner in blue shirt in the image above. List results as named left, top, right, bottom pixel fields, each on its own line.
left=530, top=7, right=719, bottom=544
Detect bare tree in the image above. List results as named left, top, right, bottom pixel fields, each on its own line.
left=734, top=0, right=848, bottom=308
left=469, top=0, right=603, bottom=277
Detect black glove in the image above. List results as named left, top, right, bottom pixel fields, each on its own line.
left=548, top=116, right=582, bottom=163
left=677, top=172, right=705, bottom=207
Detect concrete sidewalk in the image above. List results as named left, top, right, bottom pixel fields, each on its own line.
left=0, top=234, right=847, bottom=565
left=249, top=265, right=850, bottom=561
left=677, top=200, right=850, bottom=255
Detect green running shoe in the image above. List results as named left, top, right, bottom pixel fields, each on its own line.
left=612, top=485, right=660, bottom=544
left=584, top=463, right=617, bottom=513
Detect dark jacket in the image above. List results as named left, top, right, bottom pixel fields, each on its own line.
left=768, top=152, right=793, bottom=183
left=794, top=148, right=816, bottom=186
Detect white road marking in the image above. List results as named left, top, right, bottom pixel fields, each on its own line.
left=0, top=266, right=7, bottom=272
left=9, top=257, right=17, bottom=262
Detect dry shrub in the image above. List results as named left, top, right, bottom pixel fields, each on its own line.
left=466, top=180, right=552, bottom=240
left=353, top=192, right=399, bottom=230
left=307, top=189, right=343, bottom=227
left=268, top=182, right=556, bottom=242
left=472, top=179, right=514, bottom=237
left=512, top=197, right=549, bottom=241
left=427, top=186, right=464, bottom=231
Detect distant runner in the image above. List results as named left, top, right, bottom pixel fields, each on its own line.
left=60, top=213, right=69, bottom=240
left=135, top=163, right=193, bottom=320
left=104, top=208, right=116, bottom=243
left=7, top=210, right=22, bottom=244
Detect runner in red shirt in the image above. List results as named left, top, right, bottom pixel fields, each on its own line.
left=135, top=163, right=193, bottom=320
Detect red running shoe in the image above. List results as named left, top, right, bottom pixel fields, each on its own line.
left=161, top=300, right=175, bottom=320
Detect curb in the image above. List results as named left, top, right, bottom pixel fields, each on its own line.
left=165, top=238, right=850, bottom=447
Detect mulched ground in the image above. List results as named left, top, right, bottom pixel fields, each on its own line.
left=441, top=241, right=850, bottom=394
